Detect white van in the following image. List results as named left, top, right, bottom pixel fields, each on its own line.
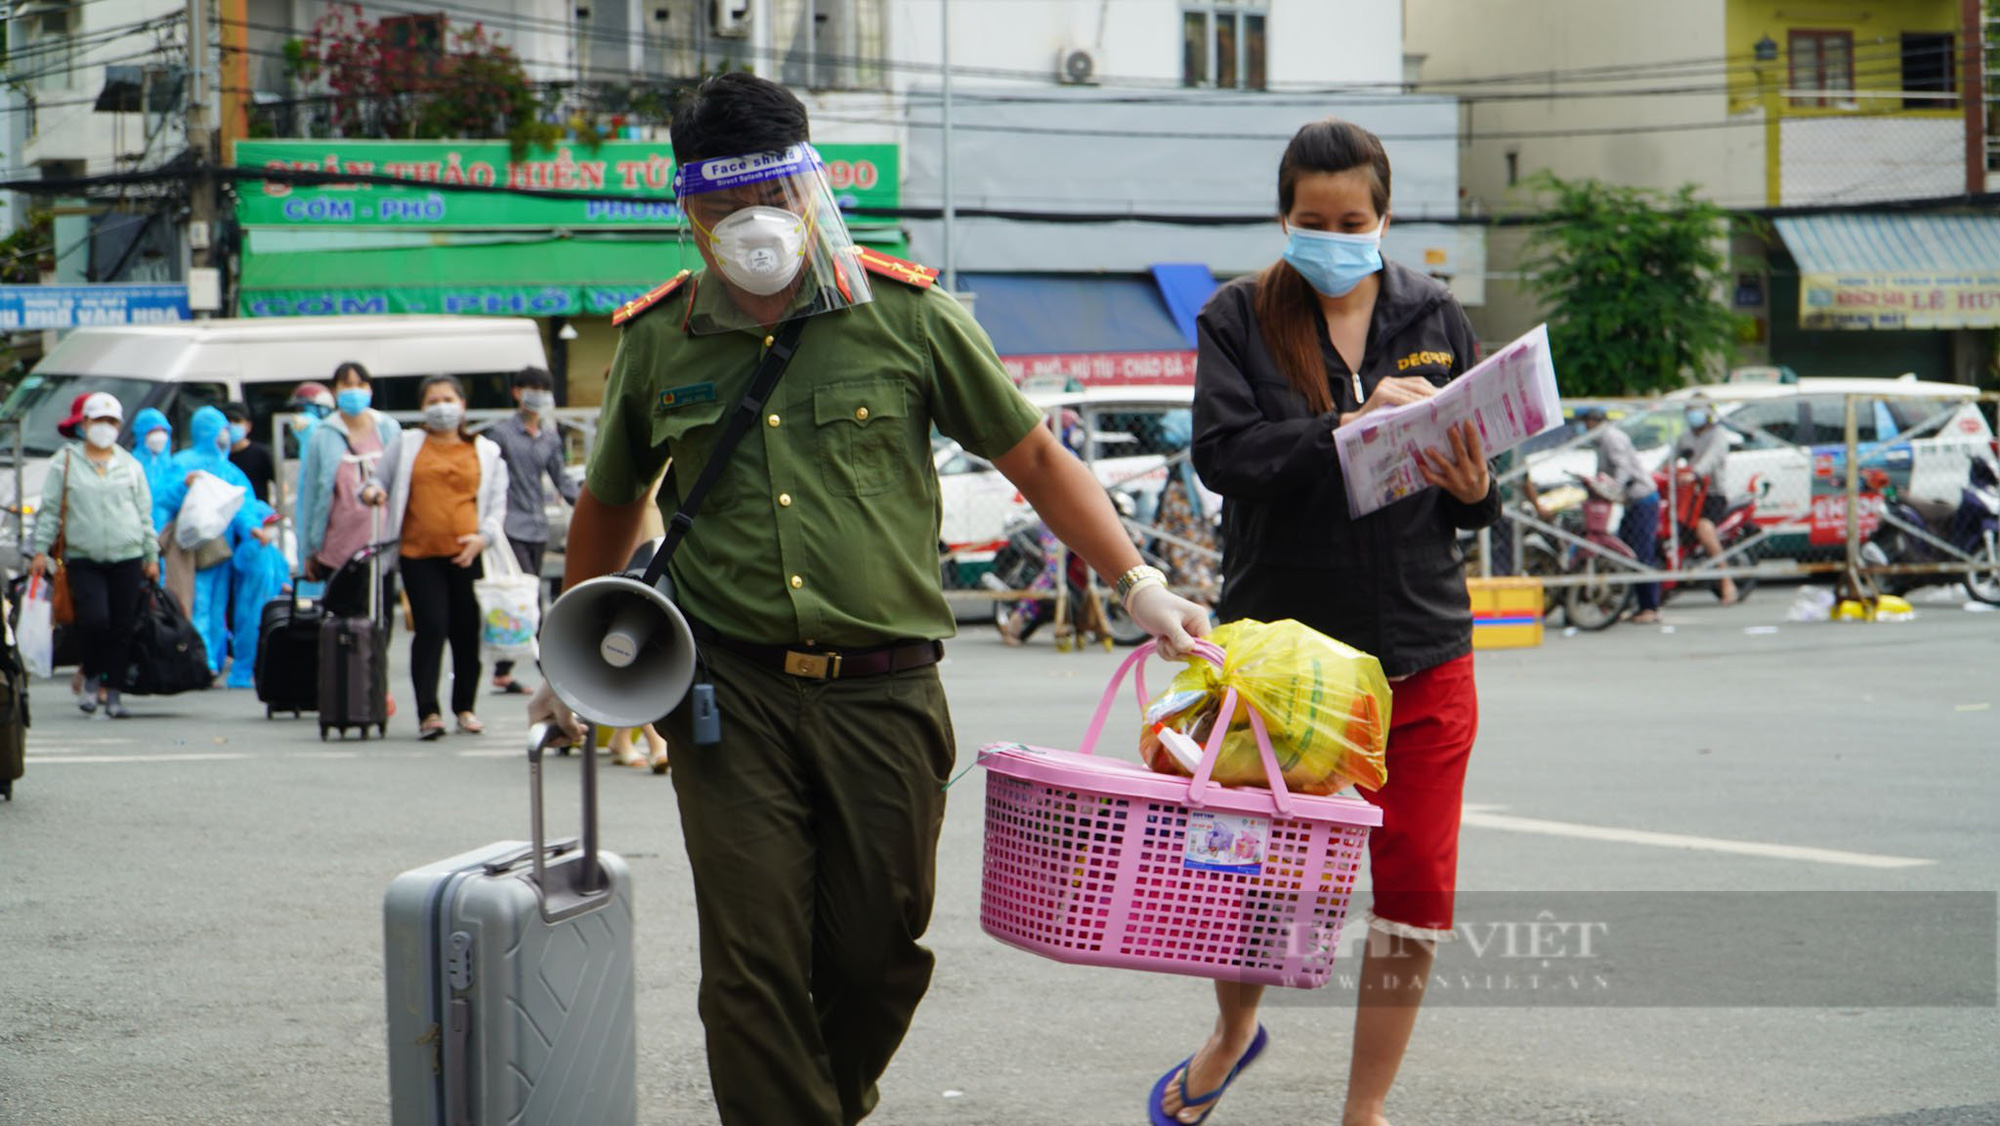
left=0, top=315, right=548, bottom=568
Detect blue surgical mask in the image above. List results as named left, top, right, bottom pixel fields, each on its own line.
left=1688, top=410, right=1711, bottom=429
left=228, top=423, right=248, bottom=446
left=1282, top=220, right=1386, bottom=298
left=337, top=388, right=372, bottom=416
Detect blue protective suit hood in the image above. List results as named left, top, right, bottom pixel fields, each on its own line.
left=130, top=408, right=172, bottom=439
left=178, top=406, right=232, bottom=468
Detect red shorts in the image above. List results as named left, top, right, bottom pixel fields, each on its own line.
left=1353, top=653, right=1478, bottom=938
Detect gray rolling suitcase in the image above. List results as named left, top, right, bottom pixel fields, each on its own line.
left=384, top=724, right=637, bottom=1126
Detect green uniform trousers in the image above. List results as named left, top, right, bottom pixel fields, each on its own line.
left=663, top=642, right=956, bottom=1125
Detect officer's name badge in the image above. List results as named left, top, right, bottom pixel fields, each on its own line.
left=658, top=382, right=718, bottom=411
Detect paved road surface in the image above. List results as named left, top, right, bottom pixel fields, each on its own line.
left=2, top=591, right=1996, bottom=1124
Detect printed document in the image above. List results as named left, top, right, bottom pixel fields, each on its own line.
left=1334, top=323, right=1561, bottom=518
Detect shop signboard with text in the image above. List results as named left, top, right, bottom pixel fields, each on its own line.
left=233, top=139, right=900, bottom=230
left=1800, top=271, right=2000, bottom=330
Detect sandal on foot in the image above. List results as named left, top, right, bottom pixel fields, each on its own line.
left=1148, top=1025, right=1268, bottom=1126
left=418, top=716, right=447, bottom=742
left=456, top=713, right=485, bottom=735
left=491, top=679, right=531, bottom=696
left=647, top=745, right=670, bottom=775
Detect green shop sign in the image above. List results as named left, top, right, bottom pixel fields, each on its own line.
left=232, top=139, right=900, bottom=230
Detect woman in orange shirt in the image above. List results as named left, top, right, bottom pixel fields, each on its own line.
left=380, top=375, right=509, bottom=740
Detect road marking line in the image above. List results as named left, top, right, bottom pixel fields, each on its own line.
left=1459, top=809, right=1933, bottom=869
left=1955, top=703, right=1992, bottom=712
left=26, top=753, right=251, bottom=765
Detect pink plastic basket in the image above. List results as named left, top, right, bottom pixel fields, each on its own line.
left=977, top=640, right=1382, bottom=988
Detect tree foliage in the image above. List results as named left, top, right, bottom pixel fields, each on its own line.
left=287, top=6, right=559, bottom=157
left=1521, top=175, right=1742, bottom=397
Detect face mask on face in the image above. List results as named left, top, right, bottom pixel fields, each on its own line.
left=423, top=402, right=464, bottom=432
left=337, top=388, right=372, bottom=416
left=707, top=206, right=808, bottom=296
left=85, top=422, right=119, bottom=450
left=216, top=432, right=231, bottom=452
left=521, top=390, right=554, bottom=413
left=144, top=431, right=170, bottom=455
left=1688, top=410, right=1711, bottom=429
left=228, top=423, right=248, bottom=446
left=1282, top=219, right=1387, bottom=298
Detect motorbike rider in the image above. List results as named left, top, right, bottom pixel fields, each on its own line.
left=1671, top=402, right=1740, bottom=605
left=1579, top=406, right=1662, bottom=623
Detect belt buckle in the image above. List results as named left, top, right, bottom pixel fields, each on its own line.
left=783, top=650, right=841, bottom=679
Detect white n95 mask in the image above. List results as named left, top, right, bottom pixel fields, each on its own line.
left=708, top=206, right=808, bottom=296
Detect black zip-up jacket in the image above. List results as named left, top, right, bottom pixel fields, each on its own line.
left=1191, top=261, right=1501, bottom=677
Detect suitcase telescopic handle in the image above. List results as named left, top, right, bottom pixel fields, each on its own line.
left=527, top=722, right=607, bottom=922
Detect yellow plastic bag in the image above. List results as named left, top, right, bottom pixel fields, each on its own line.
left=1139, top=619, right=1391, bottom=794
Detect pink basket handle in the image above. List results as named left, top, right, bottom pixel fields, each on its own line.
left=1077, top=639, right=1295, bottom=819
left=1079, top=639, right=1223, bottom=757
left=1186, top=686, right=1294, bottom=818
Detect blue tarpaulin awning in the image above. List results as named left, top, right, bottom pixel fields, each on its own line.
left=963, top=270, right=1210, bottom=355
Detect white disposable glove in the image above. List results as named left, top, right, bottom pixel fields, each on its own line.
left=1126, top=583, right=1211, bottom=659
left=527, top=682, right=585, bottom=747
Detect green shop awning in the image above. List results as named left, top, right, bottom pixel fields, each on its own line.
left=238, top=228, right=908, bottom=318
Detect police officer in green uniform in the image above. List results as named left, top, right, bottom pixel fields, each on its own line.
left=530, top=73, right=1211, bottom=1125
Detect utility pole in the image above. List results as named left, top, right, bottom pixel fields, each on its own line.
left=939, top=0, right=956, bottom=294
left=1965, top=0, right=1987, bottom=194
left=184, top=0, right=220, bottom=317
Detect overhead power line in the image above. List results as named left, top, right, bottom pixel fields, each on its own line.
left=5, top=159, right=1998, bottom=229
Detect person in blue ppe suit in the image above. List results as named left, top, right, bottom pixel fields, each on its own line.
left=226, top=496, right=290, bottom=688
left=128, top=409, right=181, bottom=532
left=154, top=406, right=276, bottom=677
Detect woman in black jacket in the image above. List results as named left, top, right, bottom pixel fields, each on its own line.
left=1150, top=119, right=1499, bottom=1126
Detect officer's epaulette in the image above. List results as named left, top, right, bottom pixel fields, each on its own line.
left=856, top=247, right=940, bottom=290
left=611, top=270, right=693, bottom=327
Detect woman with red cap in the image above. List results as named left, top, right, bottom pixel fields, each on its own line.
left=30, top=393, right=160, bottom=718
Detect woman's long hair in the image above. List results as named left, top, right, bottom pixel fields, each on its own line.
left=418, top=373, right=475, bottom=442
left=1254, top=118, right=1393, bottom=414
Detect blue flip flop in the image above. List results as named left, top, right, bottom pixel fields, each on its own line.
left=1146, top=1024, right=1269, bottom=1126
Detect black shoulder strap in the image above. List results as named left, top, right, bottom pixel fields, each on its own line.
left=641, top=316, right=809, bottom=585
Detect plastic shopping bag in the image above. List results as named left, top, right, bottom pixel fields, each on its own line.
left=174, top=472, right=246, bottom=549
left=18, top=575, right=55, bottom=680
left=476, top=542, right=540, bottom=662
left=1138, top=618, right=1391, bottom=794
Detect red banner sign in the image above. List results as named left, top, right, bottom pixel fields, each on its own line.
left=1000, top=350, right=1197, bottom=387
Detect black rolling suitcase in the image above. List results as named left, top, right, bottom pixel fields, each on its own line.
left=319, top=516, right=392, bottom=740
left=256, top=596, right=322, bottom=717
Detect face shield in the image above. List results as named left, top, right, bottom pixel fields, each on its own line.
left=675, top=143, right=872, bottom=334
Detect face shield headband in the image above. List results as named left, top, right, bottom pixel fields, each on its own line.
left=677, top=145, right=827, bottom=294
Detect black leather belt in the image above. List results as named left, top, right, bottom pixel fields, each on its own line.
left=688, top=620, right=943, bottom=681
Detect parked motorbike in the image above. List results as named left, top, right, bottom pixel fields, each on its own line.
left=1655, top=465, right=1761, bottom=603
left=1863, top=455, right=2000, bottom=604
left=983, top=510, right=1151, bottom=647
left=1561, top=475, right=1639, bottom=631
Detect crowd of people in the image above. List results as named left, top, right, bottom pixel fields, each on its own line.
left=17, top=364, right=673, bottom=762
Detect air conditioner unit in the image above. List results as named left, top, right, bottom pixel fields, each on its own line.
left=711, top=0, right=750, bottom=38
left=1056, top=45, right=1097, bottom=86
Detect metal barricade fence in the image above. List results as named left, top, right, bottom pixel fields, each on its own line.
left=1482, top=389, right=2000, bottom=629
left=938, top=398, right=1222, bottom=647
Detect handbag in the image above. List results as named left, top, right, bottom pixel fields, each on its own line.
left=476, top=537, right=541, bottom=662
left=121, top=583, right=212, bottom=696
left=48, top=451, right=74, bottom=625
left=191, top=534, right=234, bottom=570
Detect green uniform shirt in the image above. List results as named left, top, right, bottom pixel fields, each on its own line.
left=587, top=268, right=1044, bottom=647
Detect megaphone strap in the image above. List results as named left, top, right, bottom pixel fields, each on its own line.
left=645, top=314, right=811, bottom=587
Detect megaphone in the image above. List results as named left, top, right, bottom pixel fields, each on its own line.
left=538, top=569, right=698, bottom=729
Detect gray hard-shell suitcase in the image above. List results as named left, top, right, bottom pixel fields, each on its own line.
left=384, top=724, right=637, bottom=1126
